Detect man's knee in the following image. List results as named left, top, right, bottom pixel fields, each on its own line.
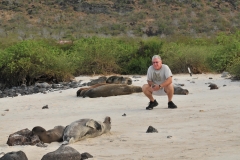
left=164, top=83, right=174, bottom=93
left=142, top=84, right=150, bottom=92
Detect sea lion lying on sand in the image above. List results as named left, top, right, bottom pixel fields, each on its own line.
left=77, top=83, right=188, bottom=97
left=63, top=117, right=111, bottom=144
left=106, top=76, right=132, bottom=85
left=86, top=76, right=132, bottom=86
left=31, top=125, right=65, bottom=143
left=77, top=83, right=108, bottom=97
left=77, top=84, right=142, bottom=98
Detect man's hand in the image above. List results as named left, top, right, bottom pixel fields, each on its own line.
left=151, top=84, right=160, bottom=91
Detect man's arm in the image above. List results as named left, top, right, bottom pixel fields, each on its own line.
left=147, top=80, right=155, bottom=87
left=149, top=76, right=173, bottom=91
left=160, top=76, right=172, bottom=88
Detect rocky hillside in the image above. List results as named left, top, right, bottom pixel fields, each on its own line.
left=0, top=0, right=239, bottom=40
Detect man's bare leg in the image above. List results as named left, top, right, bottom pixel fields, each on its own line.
left=142, top=84, right=155, bottom=102
left=164, top=83, right=174, bottom=102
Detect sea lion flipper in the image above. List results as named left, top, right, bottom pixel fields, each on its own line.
left=86, top=120, right=102, bottom=130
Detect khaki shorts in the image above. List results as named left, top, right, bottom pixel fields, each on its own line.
left=153, top=88, right=167, bottom=96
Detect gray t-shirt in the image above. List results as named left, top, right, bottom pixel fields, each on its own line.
left=147, top=64, right=173, bottom=85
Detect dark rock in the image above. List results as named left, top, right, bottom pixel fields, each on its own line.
left=0, top=151, right=28, bottom=160
left=81, top=152, right=93, bottom=160
left=42, top=105, right=48, bottom=109
left=132, top=75, right=141, bottom=78
left=39, top=88, right=47, bottom=93
left=146, top=126, right=158, bottom=133
left=208, top=83, right=218, bottom=90
left=122, top=113, right=126, bottom=116
left=70, top=82, right=79, bottom=88
left=167, top=135, right=172, bottom=139
left=35, top=82, right=51, bottom=88
left=221, top=71, right=229, bottom=77
left=52, top=84, right=63, bottom=89
left=6, top=128, right=42, bottom=146
left=174, top=86, right=189, bottom=95
left=33, top=87, right=40, bottom=93
left=41, top=145, right=82, bottom=160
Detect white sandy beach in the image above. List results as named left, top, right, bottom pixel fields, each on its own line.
left=0, top=73, right=240, bottom=160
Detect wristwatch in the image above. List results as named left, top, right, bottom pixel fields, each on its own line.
left=159, top=85, right=162, bottom=89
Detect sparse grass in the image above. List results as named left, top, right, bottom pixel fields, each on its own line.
left=0, top=0, right=239, bottom=38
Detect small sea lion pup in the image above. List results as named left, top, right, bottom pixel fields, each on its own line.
left=31, top=125, right=65, bottom=143
left=62, top=117, right=111, bottom=144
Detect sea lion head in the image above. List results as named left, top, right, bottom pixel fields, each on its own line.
left=76, top=89, right=82, bottom=97
left=123, top=77, right=132, bottom=85
left=103, top=116, right=111, bottom=132
left=31, top=126, right=46, bottom=136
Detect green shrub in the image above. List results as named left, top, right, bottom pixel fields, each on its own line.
left=207, top=32, right=240, bottom=72
left=122, top=37, right=164, bottom=74
left=1, top=34, right=240, bottom=88
left=0, top=39, right=75, bottom=86
left=69, top=36, right=138, bottom=75
left=162, top=39, right=217, bottom=73
left=227, top=57, right=240, bottom=78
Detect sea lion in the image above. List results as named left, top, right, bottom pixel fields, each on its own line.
left=106, top=76, right=132, bottom=85
left=31, top=125, right=65, bottom=143
left=82, top=84, right=142, bottom=98
left=87, top=76, right=107, bottom=86
left=77, top=83, right=107, bottom=97
left=62, top=117, right=111, bottom=144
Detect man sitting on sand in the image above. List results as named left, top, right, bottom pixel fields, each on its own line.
left=142, top=55, right=177, bottom=110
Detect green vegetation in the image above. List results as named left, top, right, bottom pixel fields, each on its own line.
left=0, top=32, right=240, bottom=87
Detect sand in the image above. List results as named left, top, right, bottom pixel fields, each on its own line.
left=0, top=73, right=240, bottom=160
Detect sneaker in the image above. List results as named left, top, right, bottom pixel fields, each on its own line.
left=168, top=101, right=177, bottom=109
left=146, top=100, right=158, bottom=110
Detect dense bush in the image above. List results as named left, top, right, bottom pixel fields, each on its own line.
left=0, top=40, right=75, bottom=86
left=68, top=37, right=138, bottom=75
left=162, top=43, right=206, bottom=73
left=122, top=37, right=164, bottom=74
left=0, top=33, right=240, bottom=87
left=227, top=57, right=240, bottom=78
left=207, top=32, right=240, bottom=72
